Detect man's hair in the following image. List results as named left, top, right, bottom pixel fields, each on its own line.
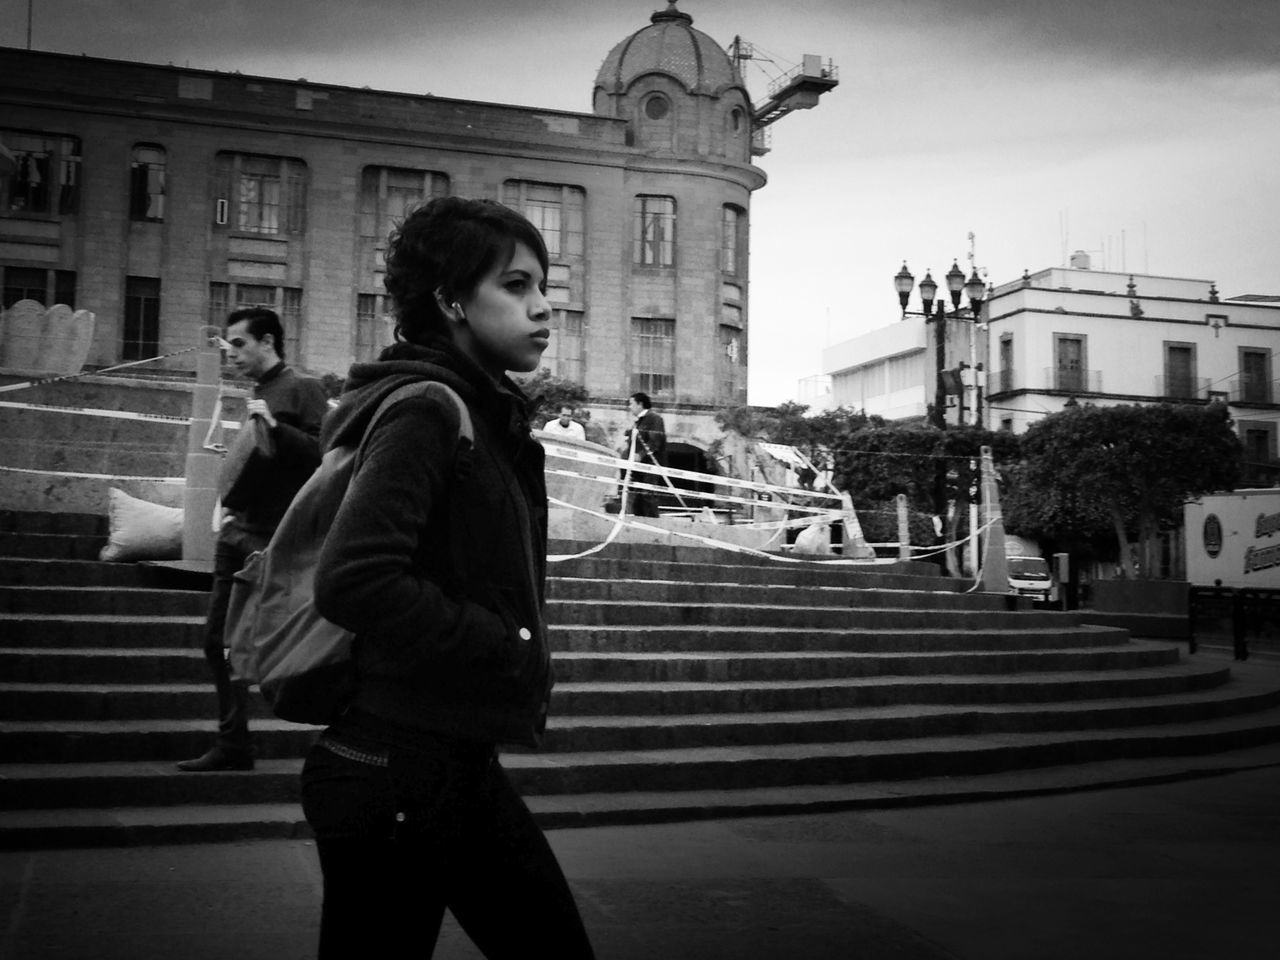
left=384, top=196, right=549, bottom=347
left=630, top=392, right=652, bottom=410
left=226, top=307, right=285, bottom=362
left=559, top=404, right=574, bottom=414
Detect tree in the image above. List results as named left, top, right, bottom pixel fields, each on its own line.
left=715, top=402, right=880, bottom=472
left=831, top=420, right=1020, bottom=574
left=1003, top=402, right=1242, bottom=578
left=518, top=369, right=590, bottom=429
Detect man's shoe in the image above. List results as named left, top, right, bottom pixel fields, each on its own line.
left=175, top=747, right=255, bottom=772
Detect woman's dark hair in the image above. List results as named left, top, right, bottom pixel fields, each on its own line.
left=383, top=196, right=549, bottom=346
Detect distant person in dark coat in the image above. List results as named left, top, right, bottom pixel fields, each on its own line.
left=619, top=391, right=666, bottom=517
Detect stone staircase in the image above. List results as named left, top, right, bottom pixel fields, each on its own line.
left=4, top=509, right=1280, bottom=848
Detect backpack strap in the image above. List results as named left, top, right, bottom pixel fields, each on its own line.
left=353, top=381, right=474, bottom=476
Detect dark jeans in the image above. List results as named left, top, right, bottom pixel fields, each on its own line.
left=301, top=739, right=595, bottom=960
left=202, top=517, right=271, bottom=754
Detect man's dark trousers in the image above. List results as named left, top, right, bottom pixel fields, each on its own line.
left=203, top=516, right=272, bottom=754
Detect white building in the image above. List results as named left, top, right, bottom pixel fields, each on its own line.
left=822, top=256, right=1280, bottom=482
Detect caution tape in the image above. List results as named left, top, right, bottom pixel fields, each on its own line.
left=0, top=346, right=203, bottom=395
left=0, top=463, right=184, bottom=484
left=546, top=495, right=899, bottom=567
left=540, top=440, right=844, bottom=507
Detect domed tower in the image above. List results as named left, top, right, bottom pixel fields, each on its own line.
left=593, top=1, right=754, bottom=162
left=586, top=1, right=764, bottom=421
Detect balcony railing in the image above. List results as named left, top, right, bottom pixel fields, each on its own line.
left=1044, top=368, right=1102, bottom=394
left=1154, top=375, right=1212, bottom=400
left=1230, top=380, right=1275, bottom=404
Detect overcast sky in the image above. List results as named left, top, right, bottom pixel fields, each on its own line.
left=7, top=0, right=1278, bottom=404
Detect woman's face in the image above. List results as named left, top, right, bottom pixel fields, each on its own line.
left=452, top=241, right=551, bottom=379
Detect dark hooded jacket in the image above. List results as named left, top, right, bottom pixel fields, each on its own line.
left=313, top=339, right=551, bottom=748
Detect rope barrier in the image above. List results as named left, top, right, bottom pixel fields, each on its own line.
left=545, top=495, right=901, bottom=567
left=0, top=346, right=203, bottom=395
left=0, top=463, right=183, bottom=483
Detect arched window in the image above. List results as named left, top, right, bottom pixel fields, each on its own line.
left=130, top=144, right=166, bottom=221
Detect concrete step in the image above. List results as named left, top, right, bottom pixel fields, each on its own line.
left=550, top=623, right=1133, bottom=653
left=7, top=742, right=1280, bottom=850
left=5, top=706, right=1280, bottom=848
left=0, top=641, right=1179, bottom=692
left=545, top=598, right=1072, bottom=629
left=0, top=557, right=170, bottom=587
left=548, top=553, right=960, bottom=592
left=546, top=577, right=1009, bottom=610
left=0, top=531, right=105, bottom=561
left=0, top=585, right=208, bottom=616
left=0, top=662, right=1237, bottom=763
left=0, top=510, right=106, bottom=536
left=0, top=614, right=205, bottom=647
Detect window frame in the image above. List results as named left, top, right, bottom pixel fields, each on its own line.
left=0, top=128, right=82, bottom=217
left=631, top=315, right=676, bottom=398
left=633, top=195, right=676, bottom=268
left=129, top=144, right=167, bottom=222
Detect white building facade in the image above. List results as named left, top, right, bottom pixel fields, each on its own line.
left=822, top=259, right=1280, bottom=482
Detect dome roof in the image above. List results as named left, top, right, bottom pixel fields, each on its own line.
left=595, top=2, right=744, bottom=95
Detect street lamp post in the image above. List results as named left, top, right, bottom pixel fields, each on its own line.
left=894, top=260, right=987, bottom=428
left=895, top=260, right=989, bottom=578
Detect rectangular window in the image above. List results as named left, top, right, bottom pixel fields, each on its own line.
left=998, top=335, right=1014, bottom=393
left=0, top=129, right=81, bottom=216
left=236, top=284, right=276, bottom=310
left=215, top=153, right=307, bottom=235
left=129, top=145, right=166, bottom=221
left=281, top=287, right=303, bottom=353
left=1240, top=348, right=1272, bottom=403
left=631, top=316, right=675, bottom=397
left=359, top=167, right=449, bottom=240
left=721, top=205, right=744, bottom=275
left=1163, top=342, right=1196, bottom=399
left=1240, top=420, right=1278, bottom=485
left=503, top=181, right=584, bottom=258
left=207, top=282, right=229, bottom=328
left=0, top=267, right=74, bottom=309
left=633, top=196, right=675, bottom=266
left=1054, top=334, right=1086, bottom=392
left=355, top=292, right=395, bottom=362
left=3, top=266, right=51, bottom=308
left=122, top=276, right=161, bottom=361
left=541, top=308, right=585, bottom=383
left=718, top=324, right=743, bottom=401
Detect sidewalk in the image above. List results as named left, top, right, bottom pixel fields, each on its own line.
left=4, top=750, right=1280, bottom=960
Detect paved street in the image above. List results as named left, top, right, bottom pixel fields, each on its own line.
left=4, top=753, right=1280, bottom=960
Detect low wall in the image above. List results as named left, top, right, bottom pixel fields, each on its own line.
left=1083, top=579, right=1190, bottom=640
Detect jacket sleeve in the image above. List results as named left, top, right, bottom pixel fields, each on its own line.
left=313, top=395, right=513, bottom=671
left=268, top=377, right=328, bottom=472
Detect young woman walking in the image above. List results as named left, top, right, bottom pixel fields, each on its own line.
left=301, top=196, right=594, bottom=958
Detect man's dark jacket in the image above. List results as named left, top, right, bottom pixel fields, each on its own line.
left=222, top=362, right=328, bottom=531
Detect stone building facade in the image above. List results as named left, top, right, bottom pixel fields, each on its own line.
left=0, top=3, right=809, bottom=466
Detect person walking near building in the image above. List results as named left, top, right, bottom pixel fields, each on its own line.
left=300, top=197, right=595, bottom=958
left=620, top=391, right=666, bottom=517
left=176, top=307, right=328, bottom=772
left=540, top=403, right=586, bottom=440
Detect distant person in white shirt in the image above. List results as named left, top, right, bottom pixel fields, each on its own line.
left=541, top=404, right=586, bottom=440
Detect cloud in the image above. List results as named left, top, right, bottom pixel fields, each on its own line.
left=847, top=0, right=1280, bottom=75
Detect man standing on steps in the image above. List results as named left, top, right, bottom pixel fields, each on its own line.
left=619, top=391, right=666, bottom=518
left=177, top=307, right=328, bottom=772
left=541, top=403, right=586, bottom=441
